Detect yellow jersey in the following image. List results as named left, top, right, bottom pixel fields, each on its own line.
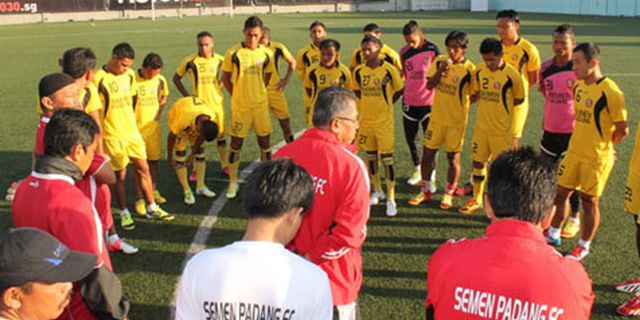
left=304, top=61, right=352, bottom=106
left=427, top=55, right=475, bottom=126
left=352, top=61, right=404, bottom=127
left=222, top=43, right=275, bottom=109
left=471, top=63, right=525, bottom=135
left=502, top=37, right=540, bottom=87
left=629, top=121, right=640, bottom=177
left=350, top=43, right=402, bottom=71
left=93, top=67, right=139, bottom=140
left=263, top=41, right=294, bottom=90
left=295, top=43, right=321, bottom=81
left=134, top=70, right=169, bottom=128
left=175, top=53, right=224, bottom=110
left=567, top=77, right=627, bottom=160
left=167, top=96, right=220, bottom=139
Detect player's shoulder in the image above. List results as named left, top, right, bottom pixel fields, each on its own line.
left=225, top=43, right=243, bottom=55
left=519, top=37, right=539, bottom=51
left=307, top=62, right=322, bottom=73
left=503, top=63, right=521, bottom=77
left=337, top=62, right=351, bottom=73
left=424, top=40, right=440, bottom=52
left=382, top=60, right=400, bottom=74
left=353, top=63, right=366, bottom=74
left=93, top=67, right=108, bottom=82
left=213, top=52, right=224, bottom=62
left=540, top=58, right=555, bottom=71
left=599, top=76, right=623, bottom=93
left=157, top=73, right=168, bottom=83
left=181, top=53, right=198, bottom=62
left=463, top=58, right=476, bottom=70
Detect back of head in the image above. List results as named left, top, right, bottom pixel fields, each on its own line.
left=402, top=20, right=421, bottom=36
left=262, top=26, right=272, bottom=38
left=142, top=52, right=163, bottom=69
left=200, top=119, right=219, bottom=142
left=244, top=159, right=314, bottom=219
left=445, top=30, right=469, bottom=49
left=487, top=147, right=556, bottom=224
left=312, top=87, right=357, bottom=127
left=244, top=15, right=263, bottom=30
left=362, top=23, right=380, bottom=34
left=574, top=42, right=601, bottom=62
left=496, top=9, right=520, bottom=23
left=62, top=47, right=96, bottom=79
left=38, top=72, right=77, bottom=112
left=319, top=38, right=341, bottom=52
left=44, top=109, right=99, bottom=157
left=112, top=42, right=135, bottom=60
left=479, top=37, right=503, bottom=56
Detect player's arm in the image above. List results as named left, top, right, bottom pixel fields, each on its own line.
left=88, top=111, right=105, bottom=153
left=393, top=89, right=404, bottom=104
left=93, top=161, right=116, bottom=185
left=221, top=72, right=233, bottom=95
left=167, top=132, right=178, bottom=170
left=264, top=72, right=273, bottom=89
left=295, top=50, right=306, bottom=81
left=613, top=121, right=629, bottom=145
left=427, top=60, right=450, bottom=90
left=276, top=55, right=296, bottom=91
left=155, top=88, right=169, bottom=121
left=172, top=73, right=190, bottom=97
left=526, top=45, right=541, bottom=87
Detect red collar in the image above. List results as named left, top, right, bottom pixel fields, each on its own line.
left=486, top=219, right=545, bottom=243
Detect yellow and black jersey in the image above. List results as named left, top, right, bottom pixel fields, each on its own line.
left=222, top=43, right=275, bottom=109
left=134, top=71, right=169, bottom=127
left=471, top=63, right=525, bottom=135
left=502, top=37, right=541, bottom=86
left=349, top=43, right=402, bottom=71
left=352, top=61, right=404, bottom=126
left=295, top=43, right=321, bottom=81
left=167, top=96, right=220, bottom=138
left=264, top=41, right=294, bottom=90
left=567, top=77, right=627, bottom=160
left=629, top=122, right=640, bottom=178
left=427, top=55, right=475, bottom=126
left=175, top=53, right=224, bottom=109
left=304, top=62, right=352, bottom=106
left=93, top=67, right=138, bottom=140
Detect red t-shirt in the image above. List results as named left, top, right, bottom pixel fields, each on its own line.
left=34, top=116, right=49, bottom=155
left=425, top=220, right=594, bottom=319
left=275, top=128, right=370, bottom=305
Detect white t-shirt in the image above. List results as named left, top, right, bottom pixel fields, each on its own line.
left=176, top=241, right=333, bottom=320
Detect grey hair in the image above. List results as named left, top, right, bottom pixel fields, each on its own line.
left=312, top=87, right=357, bottom=127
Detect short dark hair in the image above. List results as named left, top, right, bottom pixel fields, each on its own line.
left=361, top=34, right=382, bottom=47
left=112, top=42, right=135, bottom=60
left=244, top=158, right=314, bottom=219
left=44, top=109, right=99, bottom=157
left=445, top=30, right=469, bottom=49
left=362, top=23, right=380, bottom=34
left=200, top=119, right=218, bottom=142
left=142, top=53, right=163, bottom=69
left=496, top=9, right=520, bottom=23
left=402, top=20, right=421, bottom=36
left=262, top=26, right=271, bottom=38
left=244, top=16, right=263, bottom=30
left=574, top=42, right=600, bottom=62
left=313, top=87, right=357, bottom=127
left=197, top=31, right=212, bottom=39
left=319, top=38, right=340, bottom=52
left=479, top=38, right=503, bottom=56
left=487, top=147, right=557, bottom=224
left=553, top=23, right=575, bottom=38
left=309, top=20, right=326, bottom=31
left=62, top=47, right=96, bottom=79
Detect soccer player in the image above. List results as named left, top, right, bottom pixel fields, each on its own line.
left=304, top=38, right=352, bottom=127
left=538, top=24, right=581, bottom=238
left=399, top=20, right=440, bottom=188
left=349, top=23, right=402, bottom=72
left=173, top=31, right=228, bottom=178
left=496, top=9, right=541, bottom=146
left=408, top=31, right=475, bottom=210
left=353, top=35, right=404, bottom=217
left=94, top=42, right=174, bottom=226
left=458, top=38, right=525, bottom=215
left=221, top=16, right=275, bottom=199
left=167, top=97, right=220, bottom=205
left=545, top=42, right=628, bottom=260
left=259, top=26, right=296, bottom=143
left=614, top=119, right=640, bottom=316
left=296, top=21, right=327, bottom=121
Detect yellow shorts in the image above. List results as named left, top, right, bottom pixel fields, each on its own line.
left=139, top=121, right=162, bottom=161
left=557, top=152, right=614, bottom=197
left=103, top=134, right=147, bottom=171
left=625, top=173, right=640, bottom=218
left=207, top=103, right=226, bottom=139
left=424, top=121, right=466, bottom=153
left=357, top=125, right=394, bottom=154
left=230, top=106, right=272, bottom=138
left=471, top=130, right=511, bottom=163
left=268, top=89, right=290, bottom=120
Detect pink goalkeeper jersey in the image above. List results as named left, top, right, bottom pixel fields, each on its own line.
left=400, top=40, right=439, bottom=107
left=539, top=58, right=576, bottom=134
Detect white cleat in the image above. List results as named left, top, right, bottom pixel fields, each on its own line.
left=369, top=191, right=386, bottom=205
left=196, top=187, right=216, bottom=198
left=226, top=183, right=239, bottom=199
left=386, top=200, right=398, bottom=217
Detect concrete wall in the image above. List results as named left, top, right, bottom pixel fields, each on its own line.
left=488, top=0, right=640, bottom=17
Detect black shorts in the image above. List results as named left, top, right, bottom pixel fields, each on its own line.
left=540, top=131, right=572, bottom=159
left=402, top=105, right=431, bottom=123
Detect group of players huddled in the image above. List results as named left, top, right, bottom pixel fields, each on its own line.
left=6, top=8, right=640, bottom=315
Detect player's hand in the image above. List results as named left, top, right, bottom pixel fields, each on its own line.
left=512, top=138, right=520, bottom=150
left=276, top=79, right=289, bottom=91
left=438, top=59, right=452, bottom=76
left=169, top=158, right=179, bottom=170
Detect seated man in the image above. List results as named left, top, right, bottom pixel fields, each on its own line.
left=0, top=228, right=97, bottom=320
left=425, top=147, right=594, bottom=319
left=176, top=159, right=332, bottom=319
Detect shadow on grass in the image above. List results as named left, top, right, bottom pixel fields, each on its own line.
left=364, top=244, right=437, bottom=255
left=364, top=268, right=425, bottom=281
left=367, top=218, right=484, bottom=230
left=128, top=302, right=169, bottom=320
left=362, top=284, right=425, bottom=301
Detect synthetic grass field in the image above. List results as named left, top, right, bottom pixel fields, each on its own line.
left=0, top=10, right=639, bottom=319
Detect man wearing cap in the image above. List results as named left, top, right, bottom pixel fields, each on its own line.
left=12, top=109, right=111, bottom=320
left=0, top=228, right=97, bottom=320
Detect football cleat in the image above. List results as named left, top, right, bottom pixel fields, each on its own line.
left=458, top=199, right=482, bottom=215
left=189, top=170, right=197, bottom=182
left=134, top=199, right=146, bottom=216
left=544, top=234, right=562, bottom=247
left=108, top=238, right=139, bottom=254
left=565, top=244, right=589, bottom=261
left=120, top=212, right=135, bottom=231
left=153, top=190, right=167, bottom=204
left=196, top=187, right=216, bottom=198
left=561, top=219, right=580, bottom=238
left=146, top=207, right=175, bottom=221
left=454, top=182, right=473, bottom=196
left=408, top=191, right=431, bottom=206
left=386, top=200, right=398, bottom=217
left=183, top=190, right=195, bottom=205
left=221, top=166, right=230, bottom=178
left=407, top=170, right=421, bottom=186
left=369, top=191, right=386, bottom=206
left=440, top=193, right=454, bottom=210
left=617, top=295, right=640, bottom=316
left=616, top=278, right=640, bottom=293
left=226, top=183, right=239, bottom=199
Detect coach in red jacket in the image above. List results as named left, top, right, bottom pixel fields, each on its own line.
left=275, top=87, right=370, bottom=320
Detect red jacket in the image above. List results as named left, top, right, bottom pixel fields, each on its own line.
left=275, top=128, right=370, bottom=305
left=426, top=220, right=594, bottom=319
